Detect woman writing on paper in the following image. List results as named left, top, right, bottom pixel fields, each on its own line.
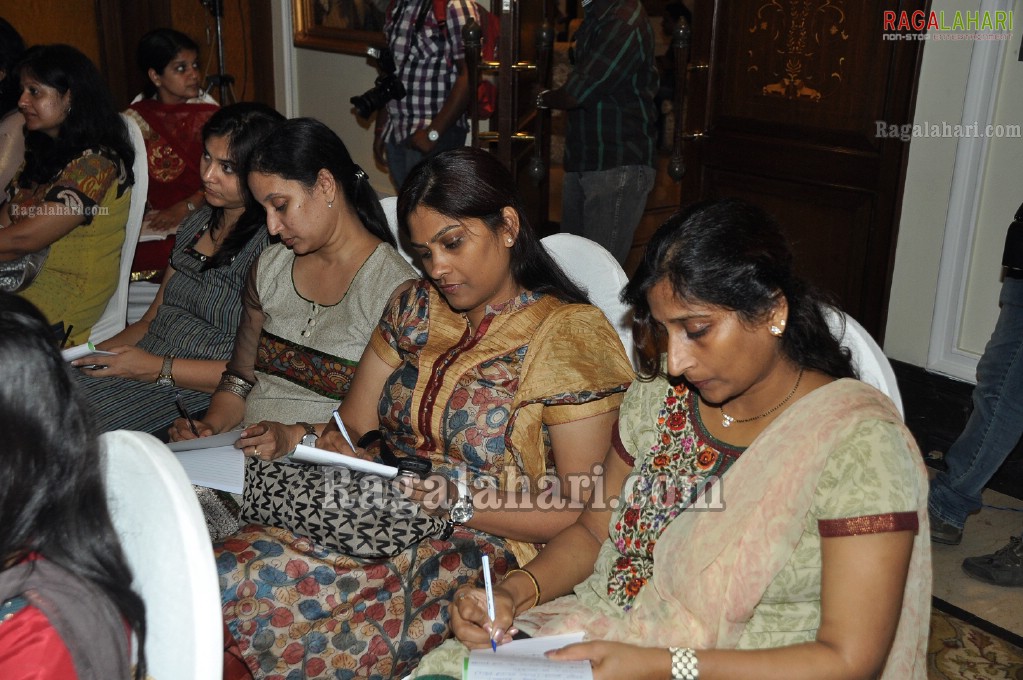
left=0, top=44, right=135, bottom=344
left=70, top=103, right=283, bottom=436
left=414, top=199, right=930, bottom=679
left=206, top=147, right=635, bottom=679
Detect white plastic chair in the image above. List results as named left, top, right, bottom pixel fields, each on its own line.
left=100, top=430, right=223, bottom=680
left=89, top=113, right=148, bottom=343
left=379, top=195, right=419, bottom=268
left=822, top=305, right=904, bottom=418
left=541, top=233, right=636, bottom=366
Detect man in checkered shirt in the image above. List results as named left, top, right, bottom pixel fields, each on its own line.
left=375, top=0, right=479, bottom=190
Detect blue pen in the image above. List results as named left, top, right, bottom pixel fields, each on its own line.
left=482, top=554, right=497, bottom=652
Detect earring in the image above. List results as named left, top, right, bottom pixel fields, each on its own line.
left=506, top=238, right=514, bottom=245
left=769, top=325, right=783, bottom=336
left=327, top=199, right=334, bottom=208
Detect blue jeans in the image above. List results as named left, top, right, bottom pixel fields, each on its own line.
left=561, top=165, right=656, bottom=265
left=385, top=126, right=468, bottom=192
left=929, top=275, right=1023, bottom=528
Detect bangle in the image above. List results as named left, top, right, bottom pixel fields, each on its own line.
left=536, top=88, right=551, bottom=109
left=502, top=568, right=541, bottom=610
left=669, top=647, right=699, bottom=680
left=216, top=372, right=253, bottom=399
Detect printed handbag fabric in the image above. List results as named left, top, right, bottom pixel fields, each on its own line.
left=241, top=459, right=448, bottom=558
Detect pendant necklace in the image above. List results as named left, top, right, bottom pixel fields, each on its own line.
left=720, top=368, right=804, bottom=428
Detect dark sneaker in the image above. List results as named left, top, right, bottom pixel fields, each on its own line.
left=962, top=536, right=1023, bottom=587
left=929, top=512, right=963, bottom=545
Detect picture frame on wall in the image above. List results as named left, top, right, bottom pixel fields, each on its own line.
left=292, top=0, right=387, bottom=55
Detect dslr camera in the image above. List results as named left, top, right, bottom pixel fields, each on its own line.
left=351, top=47, right=406, bottom=119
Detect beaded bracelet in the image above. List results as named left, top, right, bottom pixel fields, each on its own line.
left=502, top=568, right=541, bottom=609
left=669, top=647, right=699, bottom=680
left=216, top=372, right=253, bottom=399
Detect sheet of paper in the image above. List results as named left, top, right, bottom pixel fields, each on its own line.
left=290, top=444, right=399, bottom=479
left=166, top=431, right=245, bottom=493
left=61, top=343, right=116, bottom=362
left=465, top=632, right=592, bottom=680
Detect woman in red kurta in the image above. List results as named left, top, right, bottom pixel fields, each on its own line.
left=125, top=28, right=218, bottom=277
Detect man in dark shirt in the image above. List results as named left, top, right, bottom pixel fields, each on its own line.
left=538, top=0, right=658, bottom=264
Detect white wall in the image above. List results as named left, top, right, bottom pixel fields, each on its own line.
left=887, top=0, right=1021, bottom=383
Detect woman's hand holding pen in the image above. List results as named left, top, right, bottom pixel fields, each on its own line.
left=168, top=416, right=214, bottom=441
left=70, top=345, right=159, bottom=382
left=449, top=585, right=517, bottom=650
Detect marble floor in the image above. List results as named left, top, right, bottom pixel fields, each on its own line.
left=930, top=485, right=1023, bottom=636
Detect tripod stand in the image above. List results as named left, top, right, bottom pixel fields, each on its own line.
left=200, top=0, right=236, bottom=104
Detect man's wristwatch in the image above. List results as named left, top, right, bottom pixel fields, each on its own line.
left=426, top=128, right=440, bottom=142
left=156, top=355, right=175, bottom=387
left=298, top=422, right=318, bottom=448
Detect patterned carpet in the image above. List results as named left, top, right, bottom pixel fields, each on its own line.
left=929, top=599, right=1023, bottom=679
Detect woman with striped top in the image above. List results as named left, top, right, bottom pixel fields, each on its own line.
left=71, top=102, right=284, bottom=435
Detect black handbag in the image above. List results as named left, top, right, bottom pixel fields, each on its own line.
left=240, top=433, right=447, bottom=559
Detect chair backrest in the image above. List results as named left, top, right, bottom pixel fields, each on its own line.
left=379, top=195, right=418, bottom=268
left=541, top=233, right=636, bottom=366
left=90, top=113, right=149, bottom=343
left=100, top=430, right=222, bottom=679
left=822, top=305, right=904, bottom=418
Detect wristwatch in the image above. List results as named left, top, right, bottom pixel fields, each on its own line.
left=448, top=484, right=474, bottom=526
left=298, top=422, right=318, bottom=448
left=426, top=128, right=440, bottom=142
left=156, top=355, right=175, bottom=387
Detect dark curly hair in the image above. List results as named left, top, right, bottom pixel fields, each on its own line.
left=623, top=198, right=855, bottom=381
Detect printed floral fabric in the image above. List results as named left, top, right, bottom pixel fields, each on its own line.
left=217, top=524, right=512, bottom=680
left=10, top=150, right=130, bottom=344
left=220, top=279, right=632, bottom=679
left=607, top=382, right=742, bottom=609
left=256, top=329, right=358, bottom=401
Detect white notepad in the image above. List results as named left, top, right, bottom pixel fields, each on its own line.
left=167, top=430, right=245, bottom=493
left=290, top=444, right=399, bottom=479
left=464, top=632, right=592, bottom=680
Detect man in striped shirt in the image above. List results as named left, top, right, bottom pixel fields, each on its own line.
left=374, top=0, right=478, bottom=190
left=539, top=0, right=658, bottom=265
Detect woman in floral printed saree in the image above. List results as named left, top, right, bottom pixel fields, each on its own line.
left=215, top=148, right=634, bottom=679
left=418, top=199, right=931, bottom=679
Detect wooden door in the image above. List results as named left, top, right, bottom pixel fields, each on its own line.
left=677, top=0, right=927, bottom=339
left=484, top=0, right=557, bottom=232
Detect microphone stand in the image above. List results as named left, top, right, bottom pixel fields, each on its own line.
left=200, top=0, right=236, bottom=104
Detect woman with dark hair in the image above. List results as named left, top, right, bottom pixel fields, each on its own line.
left=0, top=17, right=26, bottom=191
left=419, top=198, right=930, bottom=679
left=69, top=102, right=283, bottom=437
left=205, top=146, right=634, bottom=678
left=0, top=292, right=147, bottom=680
left=169, top=115, right=417, bottom=449
left=126, top=28, right=219, bottom=279
left=0, top=44, right=135, bottom=345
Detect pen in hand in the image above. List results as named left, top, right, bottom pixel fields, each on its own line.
left=482, top=554, right=498, bottom=652
left=175, top=393, right=200, bottom=437
left=59, top=324, right=74, bottom=349
left=332, top=409, right=357, bottom=452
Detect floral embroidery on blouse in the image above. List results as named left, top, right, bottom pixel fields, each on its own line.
left=607, top=382, right=744, bottom=609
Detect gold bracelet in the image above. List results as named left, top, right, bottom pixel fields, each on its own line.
left=503, top=568, right=541, bottom=610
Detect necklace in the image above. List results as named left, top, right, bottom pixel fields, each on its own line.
left=720, top=368, right=804, bottom=428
